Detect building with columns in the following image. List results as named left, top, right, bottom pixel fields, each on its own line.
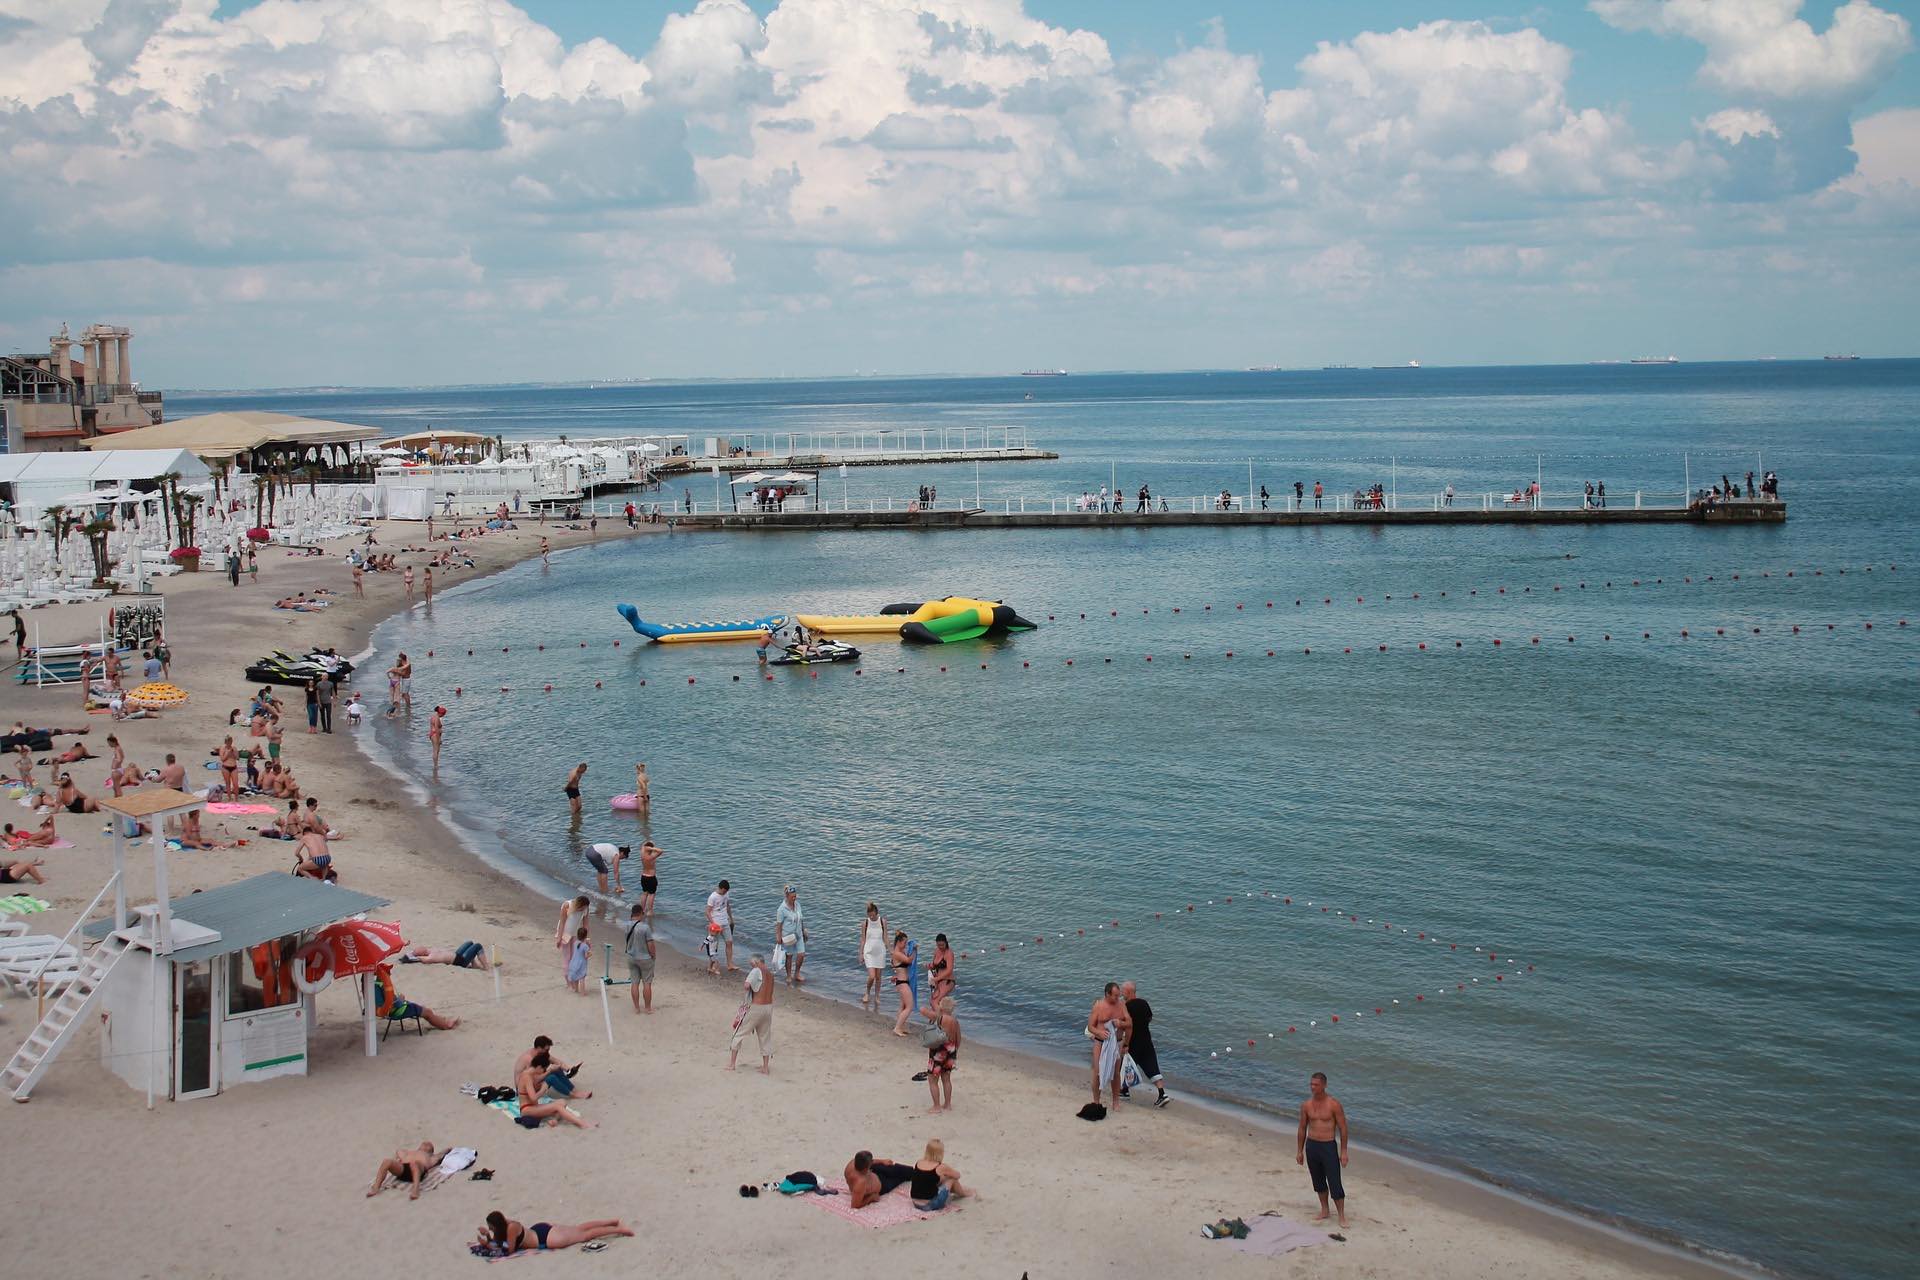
left=2, top=322, right=164, bottom=453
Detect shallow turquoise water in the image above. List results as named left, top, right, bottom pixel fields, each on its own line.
left=339, top=365, right=1920, bottom=1280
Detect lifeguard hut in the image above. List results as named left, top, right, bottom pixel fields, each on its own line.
left=1, top=789, right=387, bottom=1103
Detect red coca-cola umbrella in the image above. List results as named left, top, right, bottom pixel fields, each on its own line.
left=294, top=919, right=405, bottom=992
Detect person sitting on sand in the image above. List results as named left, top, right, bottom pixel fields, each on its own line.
left=374, top=966, right=460, bottom=1031
left=176, top=809, right=229, bottom=851
left=514, top=1051, right=592, bottom=1128
left=0, top=855, right=48, bottom=885
left=54, top=773, right=102, bottom=815
left=291, top=829, right=333, bottom=879
left=367, top=1141, right=438, bottom=1200
left=844, top=1151, right=918, bottom=1209
left=908, top=1139, right=971, bottom=1211
left=5, top=815, right=58, bottom=848
left=477, top=1212, right=631, bottom=1256
left=399, top=941, right=493, bottom=971
left=514, top=1036, right=586, bottom=1099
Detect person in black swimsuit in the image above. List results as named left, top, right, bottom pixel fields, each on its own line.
left=480, top=1212, right=631, bottom=1255
left=561, top=762, right=586, bottom=817
left=890, top=931, right=916, bottom=1036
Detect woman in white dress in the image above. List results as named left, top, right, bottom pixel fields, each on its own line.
left=859, top=901, right=888, bottom=1007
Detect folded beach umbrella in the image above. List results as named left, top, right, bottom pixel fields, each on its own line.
left=307, top=919, right=406, bottom=980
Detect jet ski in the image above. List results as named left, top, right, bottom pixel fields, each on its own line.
left=244, top=648, right=355, bottom=686
left=768, top=640, right=861, bottom=666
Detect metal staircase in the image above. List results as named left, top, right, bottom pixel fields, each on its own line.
left=3, top=932, right=134, bottom=1101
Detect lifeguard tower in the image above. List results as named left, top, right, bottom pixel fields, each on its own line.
left=1, top=789, right=387, bottom=1103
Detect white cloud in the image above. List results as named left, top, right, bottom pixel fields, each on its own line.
left=0, top=1, right=1913, bottom=382
left=1591, top=0, right=1911, bottom=101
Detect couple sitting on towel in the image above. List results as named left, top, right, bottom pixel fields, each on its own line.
left=844, top=1140, right=971, bottom=1211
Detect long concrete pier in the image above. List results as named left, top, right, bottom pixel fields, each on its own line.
left=679, top=499, right=1787, bottom=532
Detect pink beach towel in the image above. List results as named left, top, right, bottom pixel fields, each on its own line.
left=1224, top=1216, right=1329, bottom=1258
left=803, top=1180, right=938, bottom=1229
left=206, top=802, right=279, bottom=815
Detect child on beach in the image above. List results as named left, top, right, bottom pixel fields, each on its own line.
left=346, top=693, right=364, bottom=728
left=566, top=926, right=590, bottom=993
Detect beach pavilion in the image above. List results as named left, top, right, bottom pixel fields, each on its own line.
left=0, top=786, right=391, bottom=1104
left=82, top=410, right=383, bottom=476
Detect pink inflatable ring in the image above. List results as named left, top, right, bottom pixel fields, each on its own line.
left=609, top=793, right=641, bottom=811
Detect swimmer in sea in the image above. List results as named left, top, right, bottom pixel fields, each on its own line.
left=562, top=762, right=586, bottom=816
left=633, top=762, right=650, bottom=816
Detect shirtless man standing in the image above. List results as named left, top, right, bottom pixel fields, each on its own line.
left=1085, top=982, right=1132, bottom=1108
left=1295, top=1071, right=1350, bottom=1228
left=561, top=762, right=587, bottom=817
left=636, top=839, right=663, bottom=918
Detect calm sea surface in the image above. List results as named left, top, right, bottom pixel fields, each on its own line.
left=180, top=365, right=1919, bottom=1280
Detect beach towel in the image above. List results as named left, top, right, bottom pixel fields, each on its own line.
left=1095, top=1019, right=1120, bottom=1087
left=206, top=801, right=278, bottom=815
left=0, top=894, right=51, bottom=916
left=1225, top=1216, right=1329, bottom=1258
left=802, top=1180, right=937, bottom=1229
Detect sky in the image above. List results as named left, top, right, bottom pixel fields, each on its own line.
left=1, top=1, right=1917, bottom=388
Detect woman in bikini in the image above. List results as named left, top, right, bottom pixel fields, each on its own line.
left=890, top=930, right=916, bottom=1037
left=479, top=1211, right=631, bottom=1254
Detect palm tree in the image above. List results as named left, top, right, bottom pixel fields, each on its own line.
left=81, top=517, right=115, bottom=583
left=156, top=470, right=181, bottom=544
left=43, top=504, right=69, bottom=550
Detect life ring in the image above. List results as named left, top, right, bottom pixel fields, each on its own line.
left=291, top=940, right=334, bottom=995
left=609, top=793, right=640, bottom=811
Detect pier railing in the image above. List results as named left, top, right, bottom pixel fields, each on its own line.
left=655, top=489, right=1728, bottom=517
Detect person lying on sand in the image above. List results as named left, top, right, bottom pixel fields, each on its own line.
left=0, top=856, right=48, bottom=885
left=477, top=1212, right=631, bottom=1255
left=844, top=1150, right=917, bottom=1209
left=4, top=816, right=58, bottom=848
left=367, top=1141, right=438, bottom=1200
left=398, top=941, right=493, bottom=971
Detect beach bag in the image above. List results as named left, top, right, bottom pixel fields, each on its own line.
left=919, top=1023, right=949, bottom=1049
left=772, top=942, right=787, bottom=969
left=1121, top=1054, right=1143, bottom=1091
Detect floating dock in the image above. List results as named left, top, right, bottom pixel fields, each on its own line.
left=680, top=500, right=1786, bottom=532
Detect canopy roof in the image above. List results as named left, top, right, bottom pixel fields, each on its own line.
left=85, top=871, right=390, bottom=966
left=84, top=411, right=382, bottom=459
left=379, top=430, right=490, bottom=447
left=0, top=448, right=210, bottom=487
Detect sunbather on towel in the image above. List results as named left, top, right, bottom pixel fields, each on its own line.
left=514, top=1052, right=593, bottom=1128
left=478, top=1212, right=631, bottom=1255
left=4, top=816, right=58, bottom=848
left=367, top=1141, right=438, bottom=1200
left=845, top=1151, right=917, bottom=1208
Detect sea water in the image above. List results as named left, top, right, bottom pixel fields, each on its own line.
left=183, top=364, right=1919, bottom=1280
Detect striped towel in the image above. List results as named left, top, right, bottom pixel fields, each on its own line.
left=0, top=894, right=51, bottom=916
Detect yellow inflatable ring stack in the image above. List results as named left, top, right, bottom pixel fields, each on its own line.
left=126, top=682, right=190, bottom=708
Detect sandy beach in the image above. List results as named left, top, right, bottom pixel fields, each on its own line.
left=0, top=517, right=1741, bottom=1279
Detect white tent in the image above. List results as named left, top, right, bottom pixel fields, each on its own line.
left=0, top=449, right=210, bottom=520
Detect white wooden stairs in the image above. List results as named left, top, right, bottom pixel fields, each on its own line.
left=3, top=932, right=135, bottom=1101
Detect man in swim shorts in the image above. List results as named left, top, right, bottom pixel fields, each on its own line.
left=705, top=879, right=736, bottom=973
left=1296, top=1071, right=1350, bottom=1228
left=637, top=839, right=663, bottom=918
left=585, top=843, right=629, bottom=897
left=561, top=763, right=586, bottom=816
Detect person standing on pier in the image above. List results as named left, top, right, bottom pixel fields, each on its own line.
left=1597, top=481, right=1606, bottom=508
left=1260, top=484, right=1270, bottom=510
left=1295, top=480, right=1305, bottom=507
left=1296, top=1072, right=1350, bottom=1228
left=1313, top=480, right=1323, bottom=509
